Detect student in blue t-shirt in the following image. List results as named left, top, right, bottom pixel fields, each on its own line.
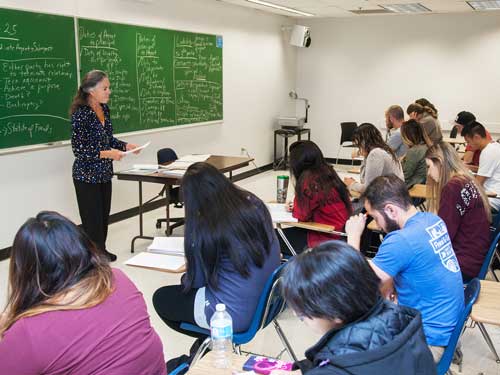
left=345, top=175, right=464, bottom=363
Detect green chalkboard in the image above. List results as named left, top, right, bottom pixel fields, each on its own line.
left=0, top=8, right=78, bottom=150
left=78, top=18, right=223, bottom=134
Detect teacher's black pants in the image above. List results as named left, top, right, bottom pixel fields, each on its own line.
left=73, top=180, right=112, bottom=253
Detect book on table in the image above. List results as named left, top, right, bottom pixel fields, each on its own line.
left=266, top=203, right=298, bottom=223
left=147, top=236, right=184, bottom=256
left=124, top=236, right=185, bottom=272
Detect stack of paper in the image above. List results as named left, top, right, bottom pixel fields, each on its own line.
left=147, top=237, right=184, bottom=256
left=266, top=203, right=298, bottom=223
left=159, top=169, right=186, bottom=178
left=131, top=164, right=164, bottom=171
left=125, top=252, right=185, bottom=272
left=163, top=154, right=211, bottom=171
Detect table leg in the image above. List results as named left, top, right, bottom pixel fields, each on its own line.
left=165, top=185, right=171, bottom=236
left=284, top=136, right=289, bottom=170
left=478, top=322, right=500, bottom=363
left=274, top=131, right=278, bottom=169
left=276, top=224, right=297, bottom=256
left=131, top=180, right=154, bottom=252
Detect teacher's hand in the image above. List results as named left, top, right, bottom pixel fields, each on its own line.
left=126, top=143, right=141, bottom=155
left=106, top=149, right=124, bottom=161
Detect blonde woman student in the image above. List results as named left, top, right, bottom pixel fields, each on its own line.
left=426, top=142, right=491, bottom=282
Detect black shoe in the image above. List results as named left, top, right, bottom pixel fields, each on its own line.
left=104, top=251, right=117, bottom=262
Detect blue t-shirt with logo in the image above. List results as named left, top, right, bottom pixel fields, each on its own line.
left=372, top=212, right=464, bottom=346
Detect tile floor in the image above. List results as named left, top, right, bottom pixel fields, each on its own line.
left=0, top=168, right=499, bottom=374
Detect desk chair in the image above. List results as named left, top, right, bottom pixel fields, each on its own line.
left=477, top=231, right=500, bottom=281
left=178, top=263, right=297, bottom=369
left=436, top=278, right=480, bottom=375
left=336, top=122, right=358, bottom=165
left=155, top=148, right=184, bottom=235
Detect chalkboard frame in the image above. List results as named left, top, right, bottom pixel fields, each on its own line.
left=0, top=7, right=224, bottom=155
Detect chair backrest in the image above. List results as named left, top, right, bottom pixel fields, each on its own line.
left=436, top=278, right=481, bottom=375
left=178, top=263, right=288, bottom=345
left=450, top=125, right=459, bottom=139
left=233, top=263, right=287, bottom=345
left=157, top=148, right=178, bottom=164
left=477, top=231, right=500, bottom=280
left=340, top=122, right=358, bottom=145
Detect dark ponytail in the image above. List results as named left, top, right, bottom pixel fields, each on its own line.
left=69, top=70, right=108, bottom=115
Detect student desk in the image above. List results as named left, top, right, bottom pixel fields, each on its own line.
left=443, top=137, right=466, bottom=146
left=470, top=280, right=500, bottom=363
left=187, top=352, right=299, bottom=375
left=116, top=155, right=252, bottom=252
left=276, top=221, right=346, bottom=255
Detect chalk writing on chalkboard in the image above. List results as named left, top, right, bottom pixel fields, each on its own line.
left=78, top=18, right=223, bottom=134
left=0, top=8, right=77, bottom=149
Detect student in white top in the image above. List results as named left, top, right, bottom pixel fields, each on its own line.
left=461, top=121, right=500, bottom=212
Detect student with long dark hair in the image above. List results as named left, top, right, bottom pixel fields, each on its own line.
left=153, top=162, right=280, bottom=336
left=344, top=123, right=403, bottom=194
left=279, top=141, right=351, bottom=255
left=400, top=119, right=432, bottom=188
left=0, top=211, right=165, bottom=375
left=280, top=241, right=436, bottom=375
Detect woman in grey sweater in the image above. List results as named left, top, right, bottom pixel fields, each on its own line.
left=401, top=119, right=432, bottom=188
left=345, top=123, right=404, bottom=194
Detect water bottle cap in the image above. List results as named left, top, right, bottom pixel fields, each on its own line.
left=216, top=303, right=226, bottom=312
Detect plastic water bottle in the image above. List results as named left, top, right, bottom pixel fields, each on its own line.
left=210, top=303, right=233, bottom=369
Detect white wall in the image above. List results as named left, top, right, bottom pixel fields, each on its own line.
left=0, top=0, right=296, bottom=248
left=297, top=12, right=500, bottom=159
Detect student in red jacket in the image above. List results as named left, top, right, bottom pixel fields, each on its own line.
left=426, top=142, right=491, bottom=282
left=278, top=141, right=352, bottom=255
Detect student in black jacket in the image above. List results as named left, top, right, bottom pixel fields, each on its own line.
left=280, top=241, right=436, bottom=375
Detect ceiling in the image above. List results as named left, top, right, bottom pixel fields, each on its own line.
left=220, top=0, right=495, bottom=18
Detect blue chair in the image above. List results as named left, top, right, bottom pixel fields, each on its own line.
left=177, top=263, right=296, bottom=370
left=477, top=231, right=500, bottom=281
left=436, top=278, right=481, bottom=375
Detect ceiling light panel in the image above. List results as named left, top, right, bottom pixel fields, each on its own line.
left=381, top=3, right=432, bottom=13
left=467, top=1, right=500, bottom=10
left=245, top=0, right=315, bottom=16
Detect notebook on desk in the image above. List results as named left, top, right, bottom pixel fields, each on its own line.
left=266, top=203, right=298, bottom=223
left=148, top=236, right=184, bottom=256
left=126, top=236, right=185, bottom=273
left=125, top=252, right=186, bottom=273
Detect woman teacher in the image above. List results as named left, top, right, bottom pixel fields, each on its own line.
left=70, top=70, right=139, bottom=261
